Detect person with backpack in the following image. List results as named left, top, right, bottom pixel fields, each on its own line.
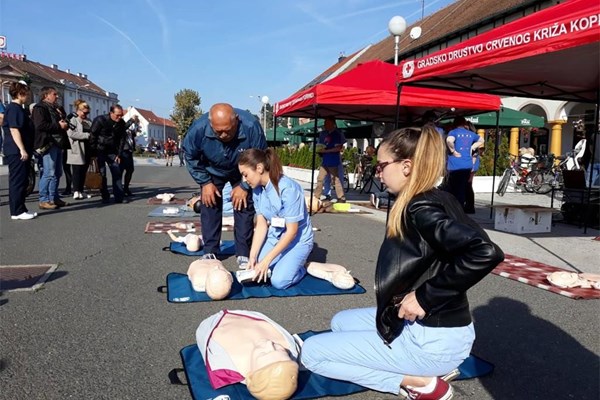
left=90, top=105, right=127, bottom=203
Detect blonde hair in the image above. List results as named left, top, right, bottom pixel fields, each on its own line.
left=246, top=360, right=298, bottom=400
left=382, top=124, right=446, bottom=238
left=74, top=99, right=90, bottom=111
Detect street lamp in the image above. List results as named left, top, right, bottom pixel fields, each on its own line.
left=388, top=16, right=407, bottom=66
left=261, top=95, right=269, bottom=130
left=75, top=83, right=90, bottom=99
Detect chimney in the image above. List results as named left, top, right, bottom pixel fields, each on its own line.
left=65, top=68, right=70, bottom=74
left=338, top=52, right=346, bottom=63
left=82, top=74, right=88, bottom=80
left=51, top=64, right=58, bottom=69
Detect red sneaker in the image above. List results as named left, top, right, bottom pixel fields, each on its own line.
left=404, top=377, right=453, bottom=400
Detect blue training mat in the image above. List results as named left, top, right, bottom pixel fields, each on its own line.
left=177, top=331, right=367, bottom=400
left=164, top=272, right=366, bottom=303
left=175, top=330, right=493, bottom=400
left=168, top=240, right=236, bottom=257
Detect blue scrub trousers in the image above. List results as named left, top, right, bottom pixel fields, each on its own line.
left=259, top=239, right=312, bottom=289
left=200, top=175, right=254, bottom=257
left=301, top=307, right=474, bottom=394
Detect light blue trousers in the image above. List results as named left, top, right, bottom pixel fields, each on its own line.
left=301, top=307, right=475, bottom=394
left=259, top=238, right=313, bottom=289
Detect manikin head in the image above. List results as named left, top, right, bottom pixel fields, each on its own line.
left=246, top=352, right=298, bottom=400
left=184, top=234, right=202, bottom=252
left=304, top=195, right=321, bottom=213
left=187, top=260, right=233, bottom=300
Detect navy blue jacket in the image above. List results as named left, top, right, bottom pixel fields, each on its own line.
left=182, top=108, right=267, bottom=186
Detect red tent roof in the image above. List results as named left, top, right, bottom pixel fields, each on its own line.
left=275, top=60, right=500, bottom=122
left=398, top=0, right=600, bottom=102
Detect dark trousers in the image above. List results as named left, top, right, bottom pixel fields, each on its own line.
left=179, top=150, right=185, bottom=166
left=120, top=151, right=134, bottom=190
left=464, top=172, right=475, bottom=213
left=97, top=153, right=124, bottom=202
left=62, top=150, right=72, bottom=193
left=200, top=175, right=254, bottom=257
left=443, top=169, right=472, bottom=207
left=71, top=163, right=88, bottom=192
left=7, top=154, right=31, bottom=216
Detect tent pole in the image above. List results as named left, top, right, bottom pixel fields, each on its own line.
left=272, top=115, right=277, bottom=144
left=583, top=91, right=599, bottom=233
left=308, top=107, right=319, bottom=216
left=394, top=84, right=403, bottom=129
left=490, top=110, right=500, bottom=219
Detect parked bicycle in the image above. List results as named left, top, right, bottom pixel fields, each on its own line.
left=526, top=153, right=570, bottom=194
left=496, top=154, right=536, bottom=196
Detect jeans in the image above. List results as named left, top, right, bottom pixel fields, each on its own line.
left=301, top=307, right=474, bottom=394
left=97, top=153, right=124, bottom=202
left=39, top=145, right=63, bottom=203
left=585, top=163, right=600, bottom=187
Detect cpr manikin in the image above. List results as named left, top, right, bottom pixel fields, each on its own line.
left=306, top=262, right=356, bottom=290
left=196, top=310, right=299, bottom=400
left=186, top=259, right=233, bottom=300
left=167, top=230, right=203, bottom=252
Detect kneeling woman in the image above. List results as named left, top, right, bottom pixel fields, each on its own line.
left=238, top=148, right=313, bottom=289
left=301, top=125, right=504, bottom=399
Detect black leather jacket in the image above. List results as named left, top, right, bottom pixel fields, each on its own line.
left=375, top=189, right=504, bottom=345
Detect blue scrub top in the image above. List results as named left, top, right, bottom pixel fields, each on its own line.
left=253, top=175, right=314, bottom=246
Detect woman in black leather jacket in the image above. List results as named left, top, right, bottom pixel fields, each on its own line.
left=302, top=124, right=504, bottom=400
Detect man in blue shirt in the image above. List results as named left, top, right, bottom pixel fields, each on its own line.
left=312, top=118, right=346, bottom=203
left=183, top=103, right=267, bottom=267
left=0, top=102, right=5, bottom=156
left=443, top=116, right=483, bottom=209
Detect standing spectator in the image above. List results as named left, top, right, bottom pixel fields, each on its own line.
left=66, top=100, right=92, bottom=200
left=0, top=101, right=5, bottom=157
left=58, top=105, right=73, bottom=196
left=90, top=105, right=127, bottom=204
left=322, top=129, right=346, bottom=200
left=2, top=81, right=37, bottom=220
left=178, top=136, right=185, bottom=167
left=164, top=137, right=176, bottom=166
left=155, top=141, right=162, bottom=159
left=464, top=122, right=481, bottom=214
left=301, top=125, right=503, bottom=399
left=312, top=117, right=346, bottom=203
left=182, top=103, right=267, bottom=268
left=121, top=115, right=139, bottom=196
left=32, top=86, right=69, bottom=210
left=443, top=116, right=483, bottom=209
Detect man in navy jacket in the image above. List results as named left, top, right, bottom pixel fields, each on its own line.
left=183, top=103, right=267, bottom=267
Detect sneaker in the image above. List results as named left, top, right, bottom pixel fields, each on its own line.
left=11, top=212, right=37, bottom=220
left=39, top=201, right=58, bottom=210
left=403, top=377, right=453, bottom=400
left=53, top=199, right=69, bottom=207
left=370, top=193, right=376, bottom=207
left=374, top=196, right=380, bottom=210
left=237, top=256, right=250, bottom=270
left=337, top=197, right=346, bottom=203
left=201, top=253, right=217, bottom=260
left=73, top=191, right=81, bottom=200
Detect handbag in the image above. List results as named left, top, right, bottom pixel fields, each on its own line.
left=85, top=158, right=103, bottom=190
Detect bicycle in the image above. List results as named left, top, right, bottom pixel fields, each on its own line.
left=526, top=154, right=569, bottom=194
left=341, top=160, right=351, bottom=193
left=496, top=154, right=536, bottom=196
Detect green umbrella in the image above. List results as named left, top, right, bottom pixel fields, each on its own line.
left=289, top=119, right=371, bottom=136
left=443, top=107, right=545, bottom=127
left=264, top=127, right=291, bottom=143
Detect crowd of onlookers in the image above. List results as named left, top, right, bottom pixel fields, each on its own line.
left=1, top=81, right=144, bottom=220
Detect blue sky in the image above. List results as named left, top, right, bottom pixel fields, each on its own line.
left=0, top=0, right=454, bottom=118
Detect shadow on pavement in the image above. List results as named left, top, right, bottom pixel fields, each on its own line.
left=472, top=297, right=599, bottom=400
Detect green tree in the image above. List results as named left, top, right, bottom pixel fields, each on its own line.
left=172, top=89, right=202, bottom=138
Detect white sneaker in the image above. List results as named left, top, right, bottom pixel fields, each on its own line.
left=237, top=256, right=250, bottom=270
left=73, top=191, right=81, bottom=200
left=11, top=212, right=37, bottom=220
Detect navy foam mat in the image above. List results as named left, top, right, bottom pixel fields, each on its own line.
left=162, top=272, right=366, bottom=303
left=168, top=241, right=236, bottom=257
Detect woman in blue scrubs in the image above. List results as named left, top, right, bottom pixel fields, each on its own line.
left=238, top=148, right=314, bottom=289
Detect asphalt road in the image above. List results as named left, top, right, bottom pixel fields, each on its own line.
left=0, top=163, right=598, bottom=400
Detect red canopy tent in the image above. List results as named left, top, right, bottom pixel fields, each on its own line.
left=397, top=0, right=599, bottom=102
left=274, top=60, right=501, bottom=122
left=396, top=0, right=599, bottom=225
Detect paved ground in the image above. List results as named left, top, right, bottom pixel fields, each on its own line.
left=0, top=158, right=598, bottom=400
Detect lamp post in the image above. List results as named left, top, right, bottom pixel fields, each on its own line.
left=261, top=95, right=269, bottom=130
left=388, top=16, right=407, bottom=66
left=75, top=83, right=90, bottom=99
